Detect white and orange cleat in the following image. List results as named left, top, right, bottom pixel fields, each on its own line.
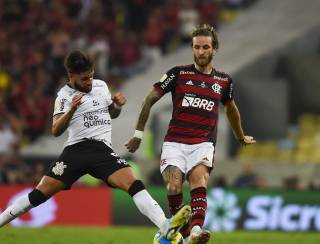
left=188, top=225, right=211, bottom=244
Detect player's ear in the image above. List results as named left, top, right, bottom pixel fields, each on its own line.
left=68, top=73, right=75, bottom=81
left=213, top=49, right=217, bottom=56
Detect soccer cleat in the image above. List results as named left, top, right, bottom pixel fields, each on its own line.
left=153, top=231, right=184, bottom=244
left=188, top=226, right=211, bottom=244
left=161, top=205, right=192, bottom=240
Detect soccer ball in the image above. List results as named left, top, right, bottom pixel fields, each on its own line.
left=153, top=231, right=184, bottom=244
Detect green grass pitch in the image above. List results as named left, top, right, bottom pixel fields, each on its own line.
left=0, top=227, right=319, bottom=244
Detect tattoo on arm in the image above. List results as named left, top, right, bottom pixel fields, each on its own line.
left=52, top=113, right=70, bottom=136
left=136, top=89, right=161, bottom=131
left=53, top=113, right=64, bottom=122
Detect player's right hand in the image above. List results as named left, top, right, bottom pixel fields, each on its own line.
left=239, top=135, right=256, bottom=146
left=125, top=137, right=141, bottom=153
left=71, top=93, right=85, bottom=111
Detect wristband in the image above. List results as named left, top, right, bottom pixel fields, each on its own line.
left=134, top=130, right=144, bottom=139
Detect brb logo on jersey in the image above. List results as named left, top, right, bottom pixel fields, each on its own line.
left=182, top=95, right=215, bottom=111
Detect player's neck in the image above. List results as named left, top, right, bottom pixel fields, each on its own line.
left=67, top=80, right=75, bottom=89
left=194, top=64, right=213, bottom=75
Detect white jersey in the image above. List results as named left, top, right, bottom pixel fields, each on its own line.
left=53, top=79, right=113, bottom=148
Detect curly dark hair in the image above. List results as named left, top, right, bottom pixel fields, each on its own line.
left=191, top=24, right=219, bottom=50
left=64, top=50, right=94, bottom=74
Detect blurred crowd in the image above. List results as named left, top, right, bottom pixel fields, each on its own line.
left=0, top=0, right=257, bottom=185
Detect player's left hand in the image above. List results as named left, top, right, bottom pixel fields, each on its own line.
left=125, top=137, right=141, bottom=153
left=112, top=92, right=126, bottom=107
left=239, top=135, right=256, bottom=146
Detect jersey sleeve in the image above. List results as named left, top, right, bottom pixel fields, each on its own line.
left=53, top=94, right=71, bottom=116
left=153, top=66, right=180, bottom=96
left=101, top=80, right=113, bottom=106
left=221, top=75, right=234, bottom=105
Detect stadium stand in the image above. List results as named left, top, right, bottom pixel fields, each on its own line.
left=1, top=0, right=257, bottom=184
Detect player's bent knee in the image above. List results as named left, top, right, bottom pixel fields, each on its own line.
left=189, top=176, right=208, bottom=189
left=28, top=189, right=48, bottom=207
left=128, top=180, right=145, bottom=197
left=166, top=182, right=182, bottom=194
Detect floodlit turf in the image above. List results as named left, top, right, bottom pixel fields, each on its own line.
left=0, top=227, right=319, bottom=244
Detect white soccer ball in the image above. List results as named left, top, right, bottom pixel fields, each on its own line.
left=153, top=231, right=184, bottom=244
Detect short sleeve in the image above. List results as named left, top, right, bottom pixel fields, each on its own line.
left=101, top=80, right=113, bottom=106
left=53, top=95, right=71, bottom=116
left=153, top=66, right=180, bottom=95
left=221, top=75, right=234, bottom=105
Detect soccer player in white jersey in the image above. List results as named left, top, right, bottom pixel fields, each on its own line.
left=0, top=50, right=191, bottom=241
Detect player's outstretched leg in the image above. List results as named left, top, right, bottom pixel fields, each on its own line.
left=127, top=179, right=191, bottom=240
left=160, top=205, right=192, bottom=240
left=110, top=167, right=191, bottom=241
left=0, top=176, right=64, bottom=228
left=0, top=189, right=47, bottom=227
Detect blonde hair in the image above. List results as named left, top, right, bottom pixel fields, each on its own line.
left=191, top=24, right=219, bottom=50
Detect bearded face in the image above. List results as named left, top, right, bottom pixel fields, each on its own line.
left=70, top=70, right=94, bottom=93
left=192, top=36, right=215, bottom=68
left=194, top=52, right=213, bottom=67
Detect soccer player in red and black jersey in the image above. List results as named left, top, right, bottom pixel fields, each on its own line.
left=126, top=24, right=255, bottom=244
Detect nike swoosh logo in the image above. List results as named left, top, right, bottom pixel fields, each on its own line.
left=9, top=211, right=16, bottom=217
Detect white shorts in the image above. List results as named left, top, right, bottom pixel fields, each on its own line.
left=160, top=141, right=215, bottom=175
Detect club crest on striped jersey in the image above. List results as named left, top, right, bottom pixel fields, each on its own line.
left=212, top=83, right=222, bottom=94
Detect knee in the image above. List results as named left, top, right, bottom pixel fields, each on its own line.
left=162, top=166, right=183, bottom=194
left=36, top=176, right=64, bottom=197
left=166, top=181, right=182, bottom=194
left=116, top=174, right=137, bottom=192
left=189, top=172, right=209, bottom=188
left=108, top=167, right=137, bottom=191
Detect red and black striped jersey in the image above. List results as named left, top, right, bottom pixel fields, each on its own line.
left=153, top=64, right=234, bottom=145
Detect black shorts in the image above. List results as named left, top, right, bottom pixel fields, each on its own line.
left=46, top=140, right=130, bottom=189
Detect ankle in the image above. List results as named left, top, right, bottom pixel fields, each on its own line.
left=191, top=225, right=202, bottom=233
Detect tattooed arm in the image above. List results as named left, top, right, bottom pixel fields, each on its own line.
left=126, top=89, right=162, bottom=153
left=52, top=94, right=84, bottom=137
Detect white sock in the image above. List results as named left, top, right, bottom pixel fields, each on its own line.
left=132, top=189, right=166, bottom=229
left=0, top=194, right=33, bottom=227
left=191, top=225, right=202, bottom=233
